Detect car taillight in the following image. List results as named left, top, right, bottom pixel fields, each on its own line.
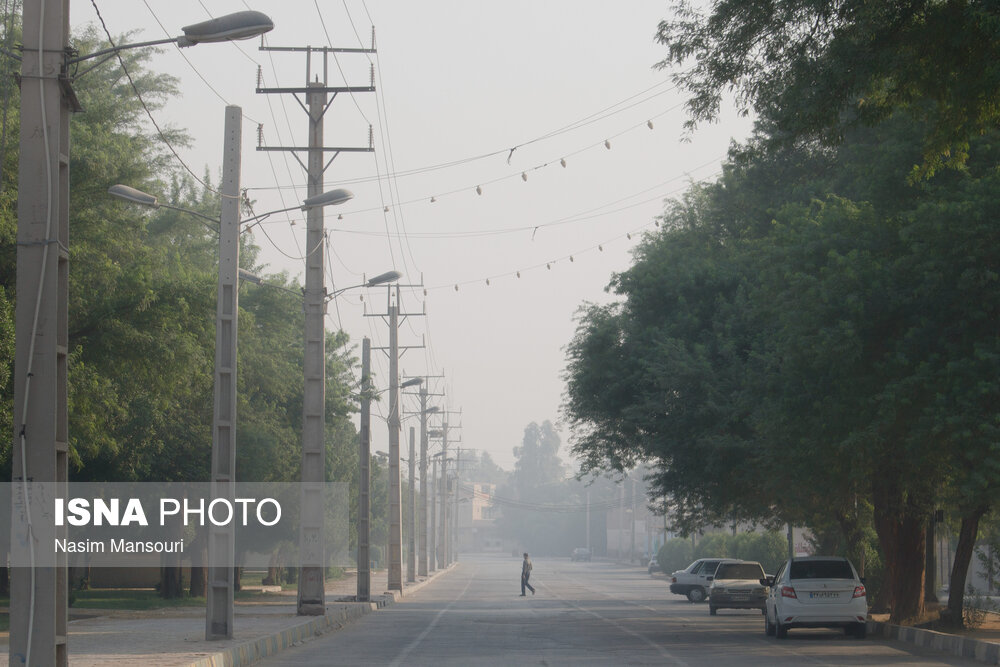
left=852, top=585, right=866, bottom=599
left=671, top=577, right=677, bottom=583
left=780, top=586, right=797, bottom=599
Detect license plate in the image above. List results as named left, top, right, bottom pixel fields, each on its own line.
left=809, top=591, right=840, bottom=599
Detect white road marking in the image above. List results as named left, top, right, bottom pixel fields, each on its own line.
left=388, top=566, right=474, bottom=667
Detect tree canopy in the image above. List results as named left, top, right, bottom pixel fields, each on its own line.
left=656, top=0, right=1000, bottom=177
left=563, top=114, right=1000, bottom=622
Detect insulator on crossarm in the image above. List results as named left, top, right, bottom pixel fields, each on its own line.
left=476, top=185, right=483, bottom=195
left=647, top=120, right=654, bottom=129
left=454, top=284, right=459, bottom=291
left=605, top=140, right=611, bottom=150
left=431, top=196, right=436, bottom=203
left=627, top=233, right=632, bottom=239
left=560, top=158, right=567, bottom=167
left=522, top=172, right=528, bottom=181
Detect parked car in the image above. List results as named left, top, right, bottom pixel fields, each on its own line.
left=708, top=560, right=767, bottom=615
left=571, top=547, right=592, bottom=562
left=669, top=558, right=725, bottom=602
left=763, top=556, right=868, bottom=639
left=647, top=557, right=659, bottom=574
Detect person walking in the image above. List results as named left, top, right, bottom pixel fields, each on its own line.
left=520, top=552, right=535, bottom=596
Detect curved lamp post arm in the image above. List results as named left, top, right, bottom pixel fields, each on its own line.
left=66, top=11, right=274, bottom=65
left=327, top=270, right=402, bottom=301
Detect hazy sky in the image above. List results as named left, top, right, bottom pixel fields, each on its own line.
left=72, top=1, right=753, bottom=470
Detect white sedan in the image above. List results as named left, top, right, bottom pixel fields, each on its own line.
left=763, top=556, right=868, bottom=639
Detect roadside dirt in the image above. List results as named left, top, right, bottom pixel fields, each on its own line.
left=870, top=602, right=1000, bottom=643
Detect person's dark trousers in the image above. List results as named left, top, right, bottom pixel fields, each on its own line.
left=521, top=574, right=535, bottom=595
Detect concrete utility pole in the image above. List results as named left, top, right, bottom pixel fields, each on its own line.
left=630, top=477, right=637, bottom=565
left=586, top=489, right=591, bottom=552
left=357, top=338, right=372, bottom=601
left=366, top=286, right=424, bottom=592
left=418, top=388, right=429, bottom=576
left=387, top=294, right=402, bottom=591
left=430, top=456, right=438, bottom=570
left=12, top=2, right=71, bottom=663
left=206, top=105, right=242, bottom=640
left=409, top=382, right=442, bottom=577
left=256, top=41, right=376, bottom=616
left=453, top=448, right=461, bottom=562
left=407, top=427, right=416, bottom=583
left=618, top=483, right=625, bottom=560
left=439, top=421, right=449, bottom=567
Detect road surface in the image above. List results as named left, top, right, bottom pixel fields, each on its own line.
left=260, top=553, right=982, bottom=666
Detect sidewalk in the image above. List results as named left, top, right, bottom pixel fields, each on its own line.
left=1, top=567, right=451, bottom=667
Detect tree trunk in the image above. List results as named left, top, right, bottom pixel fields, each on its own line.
left=925, top=517, right=938, bottom=603
left=188, top=528, right=207, bottom=598
left=189, top=566, right=206, bottom=598
left=872, top=477, right=927, bottom=623
left=160, top=566, right=184, bottom=599
left=943, top=505, right=988, bottom=629
left=0, top=567, right=8, bottom=596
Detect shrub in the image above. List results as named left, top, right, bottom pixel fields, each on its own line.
left=657, top=538, right=694, bottom=574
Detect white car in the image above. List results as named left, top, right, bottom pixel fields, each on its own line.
left=763, top=556, right=868, bottom=639
left=669, top=558, right=725, bottom=602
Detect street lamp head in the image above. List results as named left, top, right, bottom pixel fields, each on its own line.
left=400, top=377, right=423, bottom=389
left=178, top=11, right=274, bottom=47
left=302, top=188, right=354, bottom=209
left=366, top=270, right=402, bottom=287
left=237, top=268, right=262, bottom=285
left=108, top=184, right=158, bottom=208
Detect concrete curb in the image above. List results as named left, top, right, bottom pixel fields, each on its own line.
left=185, top=564, right=456, bottom=667
left=187, top=603, right=374, bottom=667
left=869, top=621, right=1000, bottom=666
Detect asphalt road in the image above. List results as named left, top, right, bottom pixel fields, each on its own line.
left=260, top=554, right=982, bottom=666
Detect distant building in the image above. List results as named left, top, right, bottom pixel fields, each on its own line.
left=457, top=482, right=505, bottom=553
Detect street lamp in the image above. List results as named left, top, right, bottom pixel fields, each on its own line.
left=109, top=181, right=351, bottom=640
left=13, top=6, right=274, bottom=663
left=108, top=184, right=352, bottom=225
left=67, top=11, right=273, bottom=66
left=328, top=270, right=402, bottom=301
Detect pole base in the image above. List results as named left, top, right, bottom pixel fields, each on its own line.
left=297, top=603, right=326, bottom=616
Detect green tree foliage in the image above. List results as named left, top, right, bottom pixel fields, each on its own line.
left=656, top=0, right=1000, bottom=177
left=563, top=114, right=1000, bottom=622
left=0, top=27, right=362, bottom=489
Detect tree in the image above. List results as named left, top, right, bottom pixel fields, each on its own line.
left=563, top=115, right=1000, bottom=623
left=495, top=421, right=587, bottom=555
left=656, top=0, right=1000, bottom=177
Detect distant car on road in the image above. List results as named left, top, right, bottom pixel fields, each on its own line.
left=708, top=560, right=767, bottom=615
left=763, top=556, right=868, bottom=639
left=669, top=558, right=725, bottom=602
left=571, top=547, right=592, bottom=562
left=647, top=557, right=659, bottom=574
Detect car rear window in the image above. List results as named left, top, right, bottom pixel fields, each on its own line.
left=789, top=560, right=854, bottom=579
left=715, top=563, right=764, bottom=580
